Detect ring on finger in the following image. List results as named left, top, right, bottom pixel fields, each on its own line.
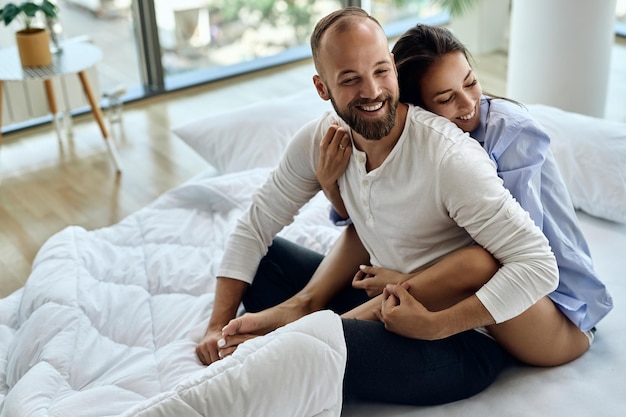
left=338, top=144, right=345, bottom=150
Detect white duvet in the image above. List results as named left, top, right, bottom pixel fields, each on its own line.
left=0, top=168, right=346, bottom=417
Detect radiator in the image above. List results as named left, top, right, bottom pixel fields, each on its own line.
left=1, top=66, right=100, bottom=128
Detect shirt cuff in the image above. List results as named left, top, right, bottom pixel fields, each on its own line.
left=329, top=207, right=352, bottom=226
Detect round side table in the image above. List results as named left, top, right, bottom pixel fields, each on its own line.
left=0, top=42, right=121, bottom=172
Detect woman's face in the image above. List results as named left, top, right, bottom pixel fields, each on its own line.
left=419, top=52, right=482, bottom=133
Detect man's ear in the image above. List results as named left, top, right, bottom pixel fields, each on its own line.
left=313, top=75, right=330, bottom=100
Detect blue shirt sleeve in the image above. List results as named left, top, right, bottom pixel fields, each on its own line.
left=481, top=102, right=549, bottom=228
left=329, top=205, right=352, bottom=226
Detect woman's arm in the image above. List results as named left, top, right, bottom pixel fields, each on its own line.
left=316, top=122, right=351, bottom=221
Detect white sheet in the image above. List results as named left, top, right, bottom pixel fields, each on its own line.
left=1, top=166, right=625, bottom=416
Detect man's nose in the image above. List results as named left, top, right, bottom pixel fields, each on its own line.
left=360, top=76, right=383, bottom=99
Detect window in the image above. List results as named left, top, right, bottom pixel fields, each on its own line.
left=617, top=0, right=626, bottom=37
left=0, top=0, right=452, bottom=133
left=154, top=0, right=344, bottom=89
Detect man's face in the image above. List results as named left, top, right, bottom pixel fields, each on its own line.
left=314, top=20, right=399, bottom=141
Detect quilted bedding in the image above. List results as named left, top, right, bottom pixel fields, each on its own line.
left=0, top=167, right=346, bottom=417
left=2, top=165, right=626, bottom=417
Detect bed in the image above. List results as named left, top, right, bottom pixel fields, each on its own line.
left=1, top=90, right=625, bottom=416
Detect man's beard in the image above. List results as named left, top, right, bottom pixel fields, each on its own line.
left=329, top=93, right=399, bottom=141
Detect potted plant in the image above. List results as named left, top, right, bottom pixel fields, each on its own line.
left=0, top=0, right=58, bottom=67
left=432, top=0, right=479, bottom=16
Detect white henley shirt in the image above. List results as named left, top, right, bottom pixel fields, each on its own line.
left=218, top=104, right=558, bottom=324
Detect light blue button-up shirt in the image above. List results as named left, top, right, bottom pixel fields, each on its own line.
left=471, top=96, right=612, bottom=331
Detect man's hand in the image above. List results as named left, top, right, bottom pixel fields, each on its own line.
left=196, top=326, right=225, bottom=365
left=352, top=265, right=410, bottom=298
left=195, top=277, right=248, bottom=365
left=374, top=283, right=443, bottom=341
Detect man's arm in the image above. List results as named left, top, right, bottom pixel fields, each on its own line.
left=377, top=286, right=495, bottom=340
left=197, top=116, right=352, bottom=364
left=196, top=277, right=248, bottom=365
left=218, top=224, right=370, bottom=354
left=441, top=138, right=558, bottom=324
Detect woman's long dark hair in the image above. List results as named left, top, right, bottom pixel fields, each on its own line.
left=392, top=24, right=521, bottom=108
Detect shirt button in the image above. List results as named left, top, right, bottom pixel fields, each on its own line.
left=358, top=156, right=366, bottom=163
left=363, top=201, right=369, bottom=207
left=362, top=179, right=369, bottom=186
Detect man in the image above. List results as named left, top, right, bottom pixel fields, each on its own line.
left=196, top=7, right=557, bottom=405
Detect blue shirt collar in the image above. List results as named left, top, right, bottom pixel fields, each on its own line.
left=471, top=95, right=490, bottom=143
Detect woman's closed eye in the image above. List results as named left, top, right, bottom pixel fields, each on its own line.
left=438, top=80, right=477, bottom=105
left=438, top=95, right=453, bottom=105
left=465, top=79, right=478, bottom=89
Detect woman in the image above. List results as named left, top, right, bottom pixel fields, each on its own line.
left=319, top=24, right=613, bottom=366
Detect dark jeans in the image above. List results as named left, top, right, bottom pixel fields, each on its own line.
left=243, top=237, right=515, bottom=406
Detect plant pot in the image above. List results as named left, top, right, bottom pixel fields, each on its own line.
left=15, top=28, right=52, bottom=67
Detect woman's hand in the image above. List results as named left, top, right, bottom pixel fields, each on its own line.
left=317, top=122, right=351, bottom=219
left=352, top=265, right=411, bottom=298
left=215, top=331, right=260, bottom=360
left=374, top=283, right=444, bottom=341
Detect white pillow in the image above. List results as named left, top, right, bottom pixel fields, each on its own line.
left=528, top=104, right=626, bottom=223
left=172, top=90, right=332, bottom=174
left=173, top=94, right=626, bottom=223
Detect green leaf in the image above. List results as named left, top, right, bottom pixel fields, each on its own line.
left=40, top=0, right=57, bottom=18
left=20, top=3, right=40, bottom=18
left=1, top=3, right=21, bottom=26
left=0, top=1, right=57, bottom=28
left=434, top=0, right=479, bottom=17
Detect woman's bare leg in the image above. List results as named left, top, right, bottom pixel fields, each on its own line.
left=487, top=299, right=590, bottom=366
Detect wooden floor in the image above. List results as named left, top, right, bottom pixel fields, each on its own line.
left=1, top=37, right=625, bottom=298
